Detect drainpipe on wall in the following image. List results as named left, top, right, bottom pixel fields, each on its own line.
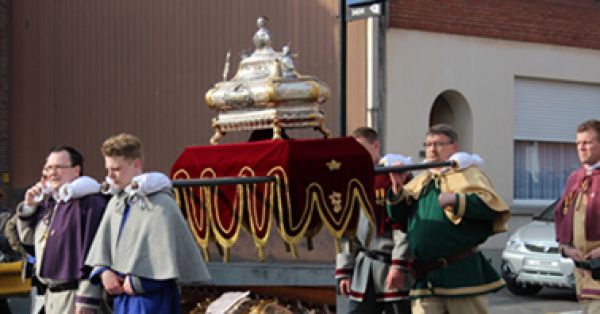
left=339, top=0, right=347, bottom=137
left=366, top=16, right=378, bottom=130
left=366, top=11, right=387, bottom=151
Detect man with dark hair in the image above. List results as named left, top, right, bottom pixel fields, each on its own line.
left=16, top=146, right=107, bottom=314
left=555, top=119, right=600, bottom=313
left=49, top=145, right=85, bottom=175
left=386, top=124, right=510, bottom=313
left=86, top=133, right=210, bottom=314
left=336, top=127, right=412, bottom=313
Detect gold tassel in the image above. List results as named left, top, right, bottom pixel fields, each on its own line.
left=433, top=175, right=441, bottom=190
left=202, top=247, right=210, bottom=262
left=582, top=177, right=590, bottom=193
left=223, top=247, right=230, bottom=263
left=335, top=238, right=341, bottom=253
left=291, top=244, right=299, bottom=259
left=257, top=246, right=266, bottom=262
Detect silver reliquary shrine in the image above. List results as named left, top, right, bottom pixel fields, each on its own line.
left=205, top=17, right=331, bottom=144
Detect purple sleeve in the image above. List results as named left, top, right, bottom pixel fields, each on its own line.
left=79, top=194, right=108, bottom=275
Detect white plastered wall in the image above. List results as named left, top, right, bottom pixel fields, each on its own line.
left=385, top=29, right=600, bottom=249
left=386, top=28, right=600, bottom=206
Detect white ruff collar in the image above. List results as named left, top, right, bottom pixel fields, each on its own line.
left=102, top=172, right=172, bottom=197
left=56, top=176, right=101, bottom=202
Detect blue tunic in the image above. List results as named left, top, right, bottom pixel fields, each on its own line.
left=90, top=202, right=181, bottom=313
left=90, top=268, right=180, bottom=314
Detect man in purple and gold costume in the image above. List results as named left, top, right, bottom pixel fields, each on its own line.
left=17, top=146, right=107, bottom=314
left=555, top=119, right=600, bottom=313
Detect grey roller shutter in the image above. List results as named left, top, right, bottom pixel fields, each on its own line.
left=514, top=77, right=600, bottom=142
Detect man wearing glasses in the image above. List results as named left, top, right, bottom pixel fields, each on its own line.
left=386, top=124, right=510, bottom=314
left=16, top=146, right=107, bottom=314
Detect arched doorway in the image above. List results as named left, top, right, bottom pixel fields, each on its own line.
left=429, top=90, right=473, bottom=152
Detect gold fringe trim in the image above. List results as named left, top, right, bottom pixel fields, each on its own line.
left=223, top=247, right=230, bottom=263
left=172, top=166, right=372, bottom=261
left=335, top=238, right=342, bottom=253
left=202, top=247, right=210, bottom=262
left=257, top=246, right=266, bottom=262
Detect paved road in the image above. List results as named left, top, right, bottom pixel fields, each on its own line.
left=7, top=287, right=584, bottom=314
left=490, top=287, right=582, bottom=314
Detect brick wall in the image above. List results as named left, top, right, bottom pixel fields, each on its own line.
left=0, top=0, right=8, bottom=205
left=389, top=0, right=600, bottom=50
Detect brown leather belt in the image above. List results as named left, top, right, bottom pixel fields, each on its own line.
left=412, top=247, right=478, bottom=280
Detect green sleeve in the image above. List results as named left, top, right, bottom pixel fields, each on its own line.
left=455, top=193, right=497, bottom=221
left=385, top=186, right=410, bottom=224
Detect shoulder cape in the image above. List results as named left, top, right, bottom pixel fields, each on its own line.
left=85, top=189, right=211, bottom=284
left=403, top=166, right=510, bottom=234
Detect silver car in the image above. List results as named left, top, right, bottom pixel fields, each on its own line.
left=501, top=200, right=575, bottom=295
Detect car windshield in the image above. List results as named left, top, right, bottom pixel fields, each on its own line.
left=533, top=200, right=559, bottom=222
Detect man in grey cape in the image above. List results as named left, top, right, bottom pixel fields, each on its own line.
left=86, top=133, right=210, bottom=314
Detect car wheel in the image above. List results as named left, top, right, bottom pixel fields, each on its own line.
left=505, top=279, right=543, bottom=295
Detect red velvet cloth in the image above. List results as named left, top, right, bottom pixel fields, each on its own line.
left=170, top=138, right=375, bottom=260
left=374, top=174, right=409, bottom=234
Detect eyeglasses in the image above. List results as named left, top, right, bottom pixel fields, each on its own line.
left=43, top=164, right=73, bottom=173
left=577, top=140, right=598, bottom=146
left=423, top=142, right=453, bottom=148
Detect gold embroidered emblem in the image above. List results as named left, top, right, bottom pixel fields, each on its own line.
left=582, top=177, right=590, bottom=193
left=329, top=191, right=343, bottom=213
left=563, top=194, right=571, bottom=215
left=326, top=159, right=341, bottom=171
left=376, top=188, right=385, bottom=206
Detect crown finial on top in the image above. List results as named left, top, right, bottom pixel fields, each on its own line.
left=257, top=16, right=267, bottom=28
left=253, top=16, right=271, bottom=50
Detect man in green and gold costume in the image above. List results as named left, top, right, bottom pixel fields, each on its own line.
left=386, top=124, right=510, bottom=314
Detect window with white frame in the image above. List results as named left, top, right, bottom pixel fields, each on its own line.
left=513, top=140, right=578, bottom=200
left=514, top=77, right=600, bottom=201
